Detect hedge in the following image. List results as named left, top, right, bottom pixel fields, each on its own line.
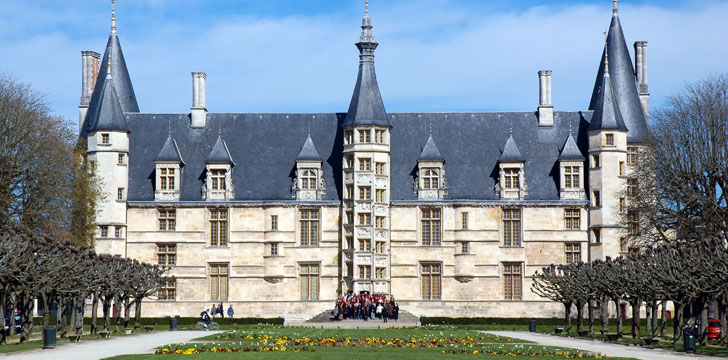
left=420, top=317, right=657, bottom=327
left=32, top=317, right=284, bottom=326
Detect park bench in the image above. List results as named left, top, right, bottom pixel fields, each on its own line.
left=606, top=334, right=620, bottom=341
left=144, top=326, right=154, bottom=333
left=644, top=337, right=660, bottom=345
left=125, top=328, right=134, bottom=335
left=98, top=330, right=112, bottom=339
left=67, top=334, right=82, bottom=342
left=553, top=328, right=563, bottom=334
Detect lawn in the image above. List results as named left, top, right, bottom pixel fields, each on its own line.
left=105, top=326, right=634, bottom=359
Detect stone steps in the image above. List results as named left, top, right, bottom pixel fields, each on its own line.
left=306, top=308, right=419, bottom=323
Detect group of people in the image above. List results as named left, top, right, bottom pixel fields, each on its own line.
left=332, top=292, right=399, bottom=322
left=200, top=303, right=234, bottom=330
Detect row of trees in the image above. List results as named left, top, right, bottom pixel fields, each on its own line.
left=0, top=225, right=165, bottom=344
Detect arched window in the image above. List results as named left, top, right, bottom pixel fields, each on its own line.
left=423, top=169, right=439, bottom=189
left=301, top=169, right=317, bottom=190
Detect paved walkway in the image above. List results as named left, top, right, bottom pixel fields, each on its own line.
left=486, top=331, right=721, bottom=360
left=0, top=330, right=220, bottom=360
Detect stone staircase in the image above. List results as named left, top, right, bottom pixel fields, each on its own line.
left=306, top=308, right=419, bottom=323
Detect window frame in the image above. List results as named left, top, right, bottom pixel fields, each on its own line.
left=503, top=168, right=520, bottom=189
left=158, top=209, right=176, bottom=231
left=271, top=215, right=278, bottom=231
left=270, top=243, right=279, bottom=256
left=565, top=208, right=580, bottom=230
left=301, top=169, right=317, bottom=190
left=299, top=209, right=320, bottom=247
left=503, top=263, right=523, bottom=300
left=461, top=212, right=469, bottom=230
left=210, top=169, right=226, bottom=191
left=157, top=243, right=177, bottom=266
left=605, top=133, right=614, bottom=146
left=420, top=208, right=442, bottom=246
left=358, top=158, right=371, bottom=171
left=627, top=147, right=639, bottom=165
left=358, top=265, right=372, bottom=279
left=209, top=208, right=228, bottom=247
left=420, top=263, right=442, bottom=300
left=502, top=209, right=522, bottom=247
left=158, top=277, right=176, bottom=300
left=423, top=168, right=440, bottom=189
left=299, top=263, right=320, bottom=300
left=563, top=166, right=580, bottom=188
left=565, top=243, right=581, bottom=264
left=209, top=263, right=229, bottom=301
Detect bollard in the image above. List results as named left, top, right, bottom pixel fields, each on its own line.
left=529, top=319, right=536, bottom=332
left=43, top=326, right=57, bottom=349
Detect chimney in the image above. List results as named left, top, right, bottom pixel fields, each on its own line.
left=537, top=70, right=554, bottom=126
left=191, top=72, right=207, bottom=128
left=634, top=41, right=650, bottom=119
left=79, top=51, right=100, bottom=132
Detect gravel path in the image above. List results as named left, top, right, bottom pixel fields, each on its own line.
left=0, top=330, right=220, bottom=360
left=485, top=331, right=720, bottom=360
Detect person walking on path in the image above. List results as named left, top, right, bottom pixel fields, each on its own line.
left=227, top=305, right=234, bottom=318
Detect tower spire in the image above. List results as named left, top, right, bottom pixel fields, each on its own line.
left=613, top=0, right=618, bottom=15
left=356, top=0, right=378, bottom=60
left=111, top=0, right=117, bottom=33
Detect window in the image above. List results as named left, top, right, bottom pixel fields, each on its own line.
left=565, top=243, right=581, bottom=264
left=376, top=189, right=385, bottom=203
left=117, top=154, right=125, bottom=165
left=346, top=211, right=353, bottom=225
left=270, top=243, right=278, bottom=256
left=358, top=213, right=371, bottom=225
left=619, top=198, right=626, bottom=213
left=504, top=168, right=519, bottom=189
left=593, top=229, right=601, bottom=244
left=358, top=265, right=371, bottom=279
left=345, top=155, right=354, bottom=169
left=159, top=209, right=176, bottom=231
left=209, top=264, right=228, bottom=301
left=359, top=186, right=371, bottom=200
left=620, top=237, right=627, bottom=252
left=160, top=168, right=175, bottom=190
left=117, top=188, right=124, bottom=200
left=158, top=278, right=176, bottom=300
left=300, top=209, right=319, bottom=246
left=628, top=210, right=640, bottom=235
left=421, top=263, right=441, bottom=300
left=503, top=209, right=521, bottom=246
left=619, top=162, right=625, bottom=176
left=101, top=133, right=110, bottom=144
left=461, top=212, right=469, bottom=230
left=563, top=166, right=580, bottom=188
left=592, top=154, right=600, bottom=168
left=375, top=241, right=385, bottom=253
left=461, top=242, right=470, bottom=254
left=375, top=267, right=386, bottom=279
left=358, top=158, right=371, bottom=171
left=157, top=244, right=177, bottom=266
left=210, top=169, right=226, bottom=191
left=421, top=208, right=441, bottom=246
left=358, top=239, right=371, bottom=251
left=271, top=215, right=278, bottom=231
left=423, top=169, right=439, bottom=189
left=345, top=130, right=354, bottom=144
left=503, top=263, right=522, bottom=300
left=627, top=178, right=638, bottom=198
left=346, top=185, right=354, bottom=199
left=100, top=225, right=108, bottom=238
left=300, top=264, right=319, bottom=300
left=301, top=169, right=317, bottom=190
left=375, top=216, right=385, bottom=228
left=565, top=209, right=580, bottom=230
left=375, top=162, right=385, bottom=175
left=346, top=236, right=354, bottom=249
left=210, top=209, right=228, bottom=246
left=358, top=129, right=371, bottom=143
left=605, top=133, right=614, bottom=146
left=114, top=226, right=122, bottom=238
left=627, top=147, right=639, bottom=165
left=592, top=191, right=601, bottom=207
left=375, top=129, right=385, bottom=144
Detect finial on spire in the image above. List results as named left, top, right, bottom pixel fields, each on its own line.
left=569, top=119, right=573, bottom=135
left=111, top=0, right=117, bottom=33
left=365, top=0, right=369, bottom=17
left=604, top=43, right=610, bottom=73
left=509, top=127, right=513, bottom=136
left=613, top=0, right=618, bottom=14
left=357, top=0, right=376, bottom=49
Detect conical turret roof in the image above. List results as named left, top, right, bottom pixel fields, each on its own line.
left=155, top=135, right=184, bottom=163
left=296, top=134, right=322, bottom=162
left=589, top=65, right=628, bottom=132
left=206, top=136, right=234, bottom=164
left=86, top=74, right=127, bottom=133
left=588, top=8, right=648, bottom=142
left=499, top=134, right=524, bottom=162
left=559, top=133, right=584, bottom=160
left=418, top=134, right=444, bottom=161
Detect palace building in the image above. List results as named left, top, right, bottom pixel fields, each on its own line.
left=80, top=1, right=650, bottom=319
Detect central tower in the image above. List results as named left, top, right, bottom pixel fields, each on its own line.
left=341, top=1, right=392, bottom=295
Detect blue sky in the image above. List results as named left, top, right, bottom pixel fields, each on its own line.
left=0, top=0, right=726, bottom=126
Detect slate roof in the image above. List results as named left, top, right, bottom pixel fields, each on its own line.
left=126, top=111, right=591, bottom=202
left=205, top=136, right=234, bottom=164
left=297, top=135, right=322, bottom=161
left=86, top=75, right=127, bottom=132
left=589, top=68, right=628, bottom=132
left=83, top=32, right=139, bottom=136
left=588, top=11, right=649, bottom=142
left=499, top=134, right=525, bottom=162
left=559, top=133, right=585, bottom=160
left=155, top=135, right=184, bottom=163
left=417, top=134, right=444, bottom=161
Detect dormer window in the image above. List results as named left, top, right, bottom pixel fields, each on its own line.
left=101, top=133, right=110, bottom=145
left=503, top=168, right=520, bottom=189
left=301, top=169, right=317, bottom=190
left=416, top=134, right=447, bottom=200
left=563, top=166, right=580, bottom=188
left=293, top=135, right=325, bottom=201
left=155, top=136, right=184, bottom=201
left=423, top=169, right=439, bottom=189
left=558, top=133, right=585, bottom=200
left=160, top=168, right=175, bottom=190
left=203, top=136, right=234, bottom=201
left=211, top=169, right=226, bottom=190
left=497, top=134, right=527, bottom=200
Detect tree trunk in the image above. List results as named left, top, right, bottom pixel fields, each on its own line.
left=123, top=298, right=131, bottom=329
left=134, top=297, right=143, bottom=329
left=673, top=302, right=683, bottom=343
left=651, top=300, right=659, bottom=338
left=588, top=299, right=594, bottom=334
left=615, top=298, right=623, bottom=337
left=0, top=292, right=6, bottom=345
left=41, top=293, right=51, bottom=327
left=91, top=292, right=98, bottom=334
left=57, top=297, right=66, bottom=336
left=564, top=301, right=573, bottom=333
left=75, top=297, right=85, bottom=335
left=113, top=294, right=121, bottom=333
left=102, top=297, right=111, bottom=331
left=700, top=301, right=709, bottom=345
left=631, top=299, right=640, bottom=339
left=646, top=303, right=652, bottom=336
left=660, top=300, right=667, bottom=338
left=601, top=296, right=609, bottom=334
left=19, top=292, right=34, bottom=343
left=576, top=301, right=584, bottom=333
left=69, top=298, right=76, bottom=336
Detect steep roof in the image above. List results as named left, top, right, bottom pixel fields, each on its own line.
left=83, top=32, right=139, bottom=135
left=124, top=111, right=591, bottom=203
left=588, top=10, right=648, bottom=142
left=589, top=67, right=628, bottom=132
left=296, top=134, right=322, bottom=161
left=418, top=134, right=444, bottom=161
left=499, top=134, right=525, bottom=162
left=205, top=136, right=234, bottom=164
left=559, top=133, right=585, bottom=160
left=343, top=5, right=389, bottom=127
left=86, top=75, right=128, bottom=132
left=155, top=135, right=184, bottom=163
